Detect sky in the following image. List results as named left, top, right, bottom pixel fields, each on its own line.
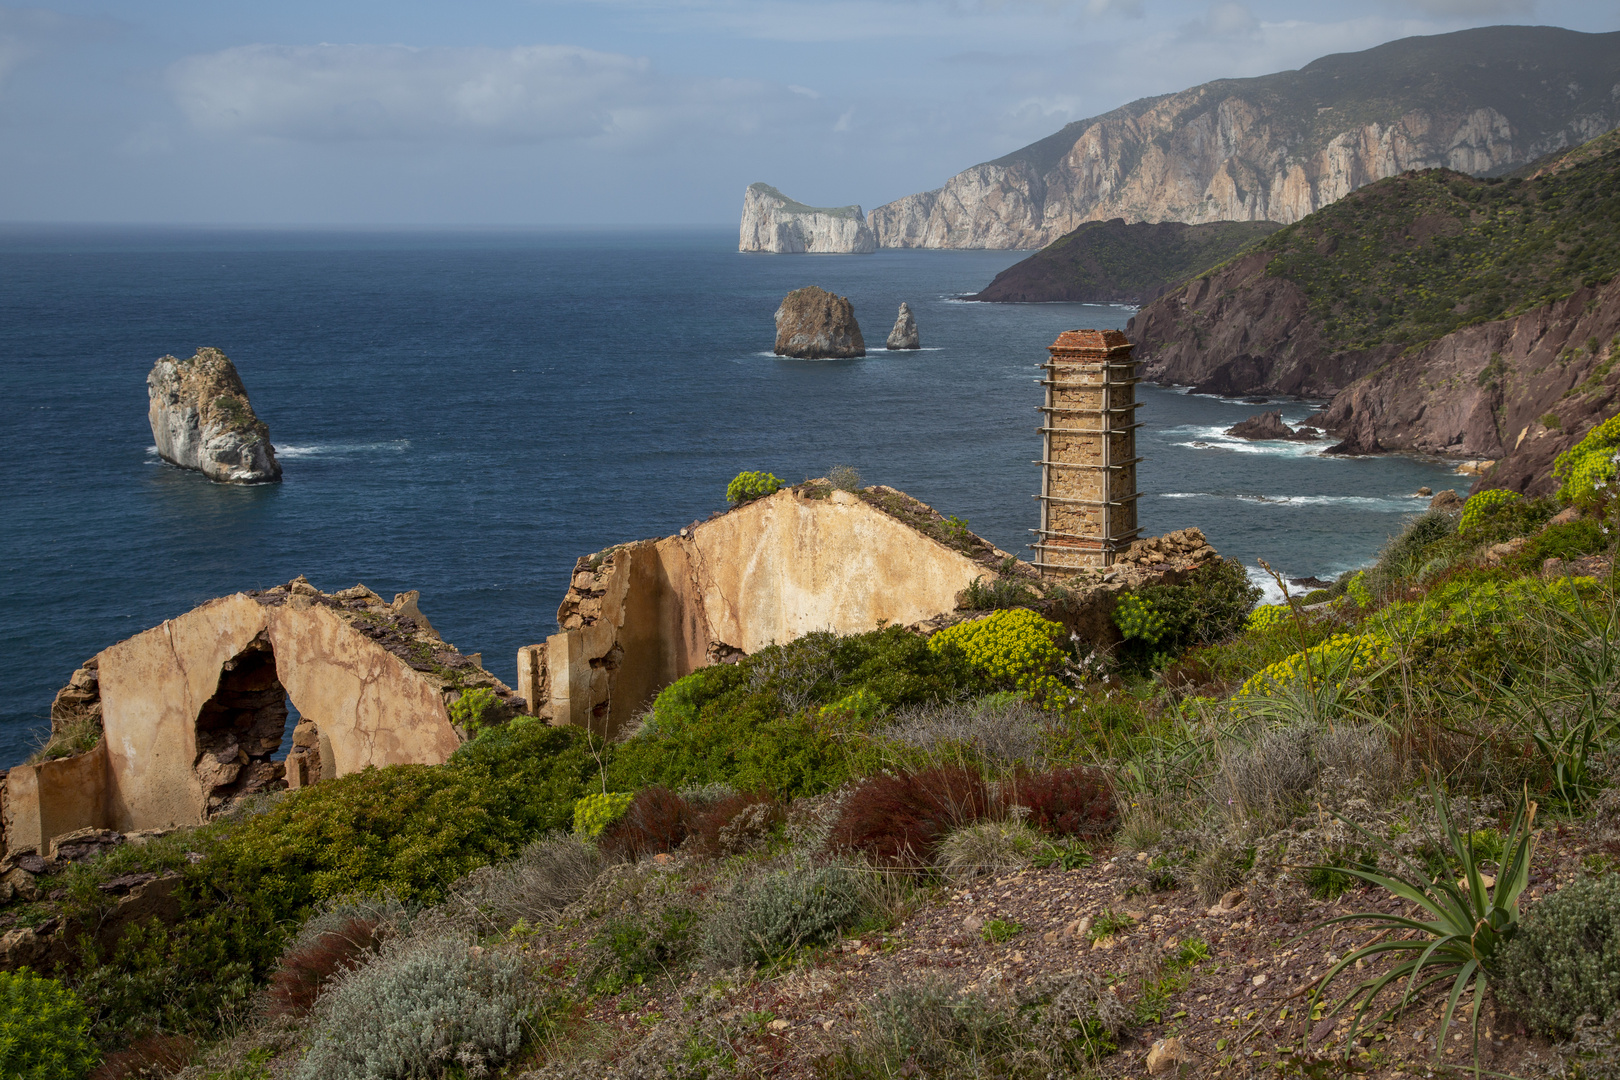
left=0, top=0, right=1616, bottom=226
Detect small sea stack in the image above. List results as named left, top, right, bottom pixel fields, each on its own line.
left=1225, top=410, right=1318, bottom=442
left=773, top=286, right=865, bottom=358
left=885, top=302, right=920, bottom=350
left=147, top=347, right=281, bottom=483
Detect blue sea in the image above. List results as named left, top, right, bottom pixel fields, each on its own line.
left=0, top=226, right=1463, bottom=768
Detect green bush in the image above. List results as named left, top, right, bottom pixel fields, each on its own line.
left=726, top=471, right=783, bottom=504
left=0, top=969, right=97, bottom=1080
left=608, top=627, right=977, bottom=795
left=1556, top=413, right=1620, bottom=509
left=67, top=721, right=599, bottom=1053
left=448, top=686, right=501, bottom=736
left=294, top=934, right=527, bottom=1080
left=1461, top=488, right=1523, bottom=533
left=1500, top=874, right=1620, bottom=1037
left=1515, top=518, right=1610, bottom=570
left=960, top=576, right=1038, bottom=611
left=1113, top=594, right=1165, bottom=644
left=585, top=905, right=700, bottom=993
left=703, top=867, right=863, bottom=967
left=1369, top=508, right=1460, bottom=588
left=1130, top=558, right=1261, bottom=654
left=573, top=791, right=634, bottom=837
left=928, top=608, right=1069, bottom=709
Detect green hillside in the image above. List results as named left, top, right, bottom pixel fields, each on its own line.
left=967, top=218, right=1280, bottom=304
left=1257, top=127, right=1620, bottom=350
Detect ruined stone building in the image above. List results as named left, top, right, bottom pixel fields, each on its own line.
left=1032, top=329, right=1143, bottom=575
left=3, top=579, right=521, bottom=858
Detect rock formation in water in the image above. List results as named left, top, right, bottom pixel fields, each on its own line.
left=1225, top=411, right=1319, bottom=441
left=147, top=348, right=281, bottom=484
left=967, top=219, right=1281, bottom=304
left=774, top=286, right=865, bottom=358
left=886, top=303, right=920, bottom=350
left=739, top=184, right=877, bottom=254
left=866, top=27, right=1620, bottom=249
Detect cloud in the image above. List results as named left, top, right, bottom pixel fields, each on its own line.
left=0, top=6, right=113, bottom=92
left=1179, top=2, right=1262, bottom=40
left=1084, top=0, right=1143, bottom=16
left=167, top=42, right=826, bottom=146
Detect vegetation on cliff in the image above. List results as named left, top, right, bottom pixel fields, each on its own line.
left=16, top=470, right=1620, bottom=1079
left=967, top=219, right=1280, bottom=304
left=1255, top=126, right=1620, bottom=351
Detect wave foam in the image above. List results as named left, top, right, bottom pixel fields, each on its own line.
left=1165, top=424, right=1331, bottom=457
left=275, top=440, right=411, bottom=459
left=1158, top=491, right=1419, bottom=512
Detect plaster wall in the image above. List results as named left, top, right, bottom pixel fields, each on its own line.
left=529, top=488, right=993, bottom=737
left=7, top=591, right=461, bottom=854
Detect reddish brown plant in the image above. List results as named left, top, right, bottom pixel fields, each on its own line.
left=89, top=1034, right=195, bottom=1080
left=685, top=791, right=785, bottom=857
left=1003, top=765, right=1117, bottom=837
left=599, top=786, right=692, bottom=859
left=828, top=765, right=991, bottom=869
left=264, top=916, right=385, bottom=1018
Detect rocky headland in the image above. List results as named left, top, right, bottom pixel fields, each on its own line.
left=147, top=347, right=281, bottom=484
left=885, top=302, right=920, bottom=350
left=739, top=183, right=877, bottom=254
left=1129, top=126, right=1620, bottom=495
left=866, top=27, right=1619, bottom=249
left=774, top=286, right=865, bottom=358
left=967, top=219, right=1280, bottom=304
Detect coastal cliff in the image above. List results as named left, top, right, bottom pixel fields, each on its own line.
left=868, top=26, right=1620, bottom=249
left=147, top=347, right=281, bottom=484
left=739, top=183, right=877, bottom=254
left=1129, top=126, right=1620, bottom=496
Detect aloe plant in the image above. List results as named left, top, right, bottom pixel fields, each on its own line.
left=1304, top=779, right=1537, bottom=1075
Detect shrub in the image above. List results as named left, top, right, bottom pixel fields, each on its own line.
left=828, top=464, right=863, bottom=492
left=87, top=1034, right=193, bottom=1080
left=448, top=686, right=501, bottom=736
left=1003, top=765, right=1116, bottom=837
left=1556, top=413, right=1620, bottom=509
left=981, top=918, right=1023, bottom=944
left=935, top=820, right=1041, bottom=884
left=827, top=971, right=1128, bottom=1079
left=684, top=791, right=785, bottom=857
left=1246, top=603, right=1292, bottom=633
left=1130, top=558, right=1262, bottom=653
left=608, top=627, right=976, bottom=796
left=0, top=968, right=98, bottom=1080
left=445, top=833, right=605, bottom=933
left=829, top=765, right=991, bottom=869
left=1460, top=487, right=1523, bottom=532
left=573, top=791, right=634, bottom=837
left=1368, top=508, right=1460, bottom=590
left=1112, top=594, right=1165, bottom=643
left=294, top=934, right=526, bottom=1080
left=266, top=894, right=408, bottom=1018
left=960, top=576, right=1038, bottom=611
left=1517, top=518, right=1609, bottom=568
left=585, top=904, right=700, bottom=993
left=703, top=867, right=863, bottom=967
left=600, top=787, right=692, bottom=860
left=928, top=609, right=1069, bottom=709
left=875, top=694, right=1050, bottom=771
left=726, top=470, right=782, bottom=504
left=1500, top=874, right=1620, bottom=1036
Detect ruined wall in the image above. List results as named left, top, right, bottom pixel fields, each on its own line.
left=520, top=487, right=1000, bottom=737
left=5, top=578, right=523, bottom=857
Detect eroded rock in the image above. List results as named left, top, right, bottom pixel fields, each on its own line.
left=147, top=348, right=281, bottom=484
left=774, top=286, right=865, bottom=359
left=739, top=183, right=877, bottom=254
left=885, top=302, right=920, bottom=350
left=1225, top=410, right=1317, bottom=441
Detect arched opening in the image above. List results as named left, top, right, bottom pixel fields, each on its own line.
left=195, top=632, right=292, bottom=813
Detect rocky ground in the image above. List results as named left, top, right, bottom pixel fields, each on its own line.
left=517, top=823, right=1597, bottom=1080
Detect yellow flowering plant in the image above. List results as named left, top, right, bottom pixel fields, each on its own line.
left=929, top=608, right=1072, bottom=710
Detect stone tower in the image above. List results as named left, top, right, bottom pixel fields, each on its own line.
left=1033, top=329, right=1142, bottom=576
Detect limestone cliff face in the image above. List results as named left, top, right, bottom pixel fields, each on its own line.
left=869, top=26, right=1620, bottom=249
left=739, top=183, right=877, bottom=254
left=147, top=348, right=281, bottom=484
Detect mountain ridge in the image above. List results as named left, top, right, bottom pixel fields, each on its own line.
left=867, top=25, right=1620, bottom=250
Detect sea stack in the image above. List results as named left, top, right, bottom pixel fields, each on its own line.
left=885, top=302, right=920, bottom=350
left=147, top=347, right=282, bottom=483
left=773, top=286, right=865, bottom=358
left=1225, top=410, right=1317, bottom=442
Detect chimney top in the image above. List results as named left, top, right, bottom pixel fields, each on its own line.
left=1048, top=329, right=1133, bottom=357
